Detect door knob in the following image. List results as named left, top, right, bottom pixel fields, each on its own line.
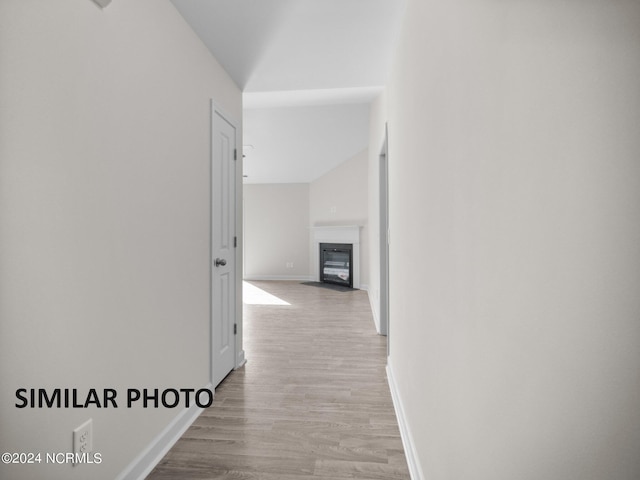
left=214, top=258, right=227, bottom=267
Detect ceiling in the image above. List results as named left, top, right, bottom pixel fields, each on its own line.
left=170, top=0, right=407, bottom=183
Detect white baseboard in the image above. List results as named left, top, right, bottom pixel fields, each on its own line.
left=386, top=363, right=424, bottom=480
left=243, top=277, right=367, bottom=290
left=243, top=275, right=314, bottom=282
left=115, top=383, right=212, bottom=480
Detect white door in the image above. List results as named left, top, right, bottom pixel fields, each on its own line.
left=211, top=106, right=237, bottom=387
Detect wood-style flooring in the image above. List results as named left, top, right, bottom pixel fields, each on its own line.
left=148, top=280, right=410, bottom=480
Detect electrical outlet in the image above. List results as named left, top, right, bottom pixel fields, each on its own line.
left=73, top=419, right=93, bottom=465
left=286, top=262, right=294, bottom=269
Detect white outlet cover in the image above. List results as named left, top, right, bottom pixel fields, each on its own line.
left=73, top=418, right=93, bottom=463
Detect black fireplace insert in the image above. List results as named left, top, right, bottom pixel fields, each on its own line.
left=320, top=243, right=353, bottom=288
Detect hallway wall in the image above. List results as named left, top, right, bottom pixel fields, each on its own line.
left=0, top=1, right=241, bottom=479
left=379, top=0, right=640, bottom=478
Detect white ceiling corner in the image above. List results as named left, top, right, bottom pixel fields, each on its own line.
left=170, top=0, right=407, bottom=183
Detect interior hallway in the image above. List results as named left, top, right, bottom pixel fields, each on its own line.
left=148, top=281, right=409, bottom=479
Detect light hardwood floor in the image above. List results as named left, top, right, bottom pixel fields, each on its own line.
left=148, top=281, right=410, bottom=480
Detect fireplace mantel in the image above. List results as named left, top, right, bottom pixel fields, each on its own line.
left=310, top=225, right=361, bottom=289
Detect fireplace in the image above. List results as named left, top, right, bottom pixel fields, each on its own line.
left=311, top=225, right=361, bottom=289
left=320, top=243, right=353, bottom=288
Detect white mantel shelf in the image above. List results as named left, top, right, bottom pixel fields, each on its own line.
left=310, top=225, right=361, bottom=289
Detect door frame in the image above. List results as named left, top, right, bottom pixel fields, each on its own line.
left=210, top=100, right=245, bottom=388
left=379, top=126, right=390, bottom=341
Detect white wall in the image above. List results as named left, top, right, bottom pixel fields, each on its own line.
left=309, top=148, right=369, bottom=287
left=243, top=184, right=311, bottom=280
left=0, top=1, right=241, bottom=479
left=243, top=103, right=371, bottom=184
left=378, top=1, right=640, bottom=479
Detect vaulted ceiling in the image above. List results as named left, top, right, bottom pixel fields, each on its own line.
left=170, top=0, right=407, bottom=183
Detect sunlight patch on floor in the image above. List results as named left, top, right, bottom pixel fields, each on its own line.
left=243, top=281, right=291, bottom=306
